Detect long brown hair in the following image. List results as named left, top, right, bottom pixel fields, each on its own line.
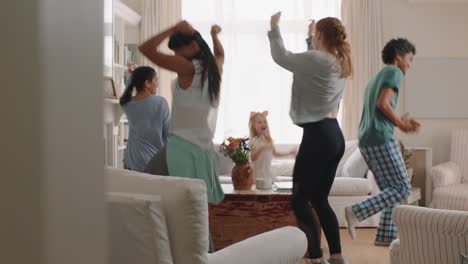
left=316, top=17, right=353, bottom=78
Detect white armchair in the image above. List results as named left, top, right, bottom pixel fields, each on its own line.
left=105, top=168, right=307, bottom=264
left=390, top=205, right=468, bottom=264
left=430, top=128, right=468, bottom=210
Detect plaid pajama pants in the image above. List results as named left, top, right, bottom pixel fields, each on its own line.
left=351, top=138, right=412, bottom=243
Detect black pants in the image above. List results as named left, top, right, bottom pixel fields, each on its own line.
left=291, top=118, right=345, bottom=259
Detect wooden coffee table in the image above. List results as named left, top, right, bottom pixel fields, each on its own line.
left=209, top=184, right=300, bottom=250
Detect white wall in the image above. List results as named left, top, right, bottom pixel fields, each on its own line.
left=0, top=1, right=107, bottom=264
left=383, top=0, right=468, bottom=165
left=121, top=0, right=142, bottom=14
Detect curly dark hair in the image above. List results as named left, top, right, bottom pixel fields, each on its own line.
left=382, top=38, right=416, bottom=64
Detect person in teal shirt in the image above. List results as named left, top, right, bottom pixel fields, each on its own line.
left=345, top=38, right=421, bottom=246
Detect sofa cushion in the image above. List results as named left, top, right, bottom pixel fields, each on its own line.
left=219, top=152, right=234, bottom=175
left=341, top=148, right=369, bottom=178
left=330, top=177, right=372, bottom=196
left=107, top=192, right=174, bottom=264
left=271, top=159, right=295, bottom=177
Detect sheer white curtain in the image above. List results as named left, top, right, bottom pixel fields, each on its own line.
left=182, top=0, right=341, bottom=143
left=140, top=0, right=182, bottom=105
left=341, top=0, right=384, bottom=140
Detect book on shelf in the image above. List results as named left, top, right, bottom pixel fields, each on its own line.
left=272, top=181, right=292, bottom=192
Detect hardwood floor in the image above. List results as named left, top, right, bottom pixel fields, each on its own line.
left=299, top=228, right=390, bottom=264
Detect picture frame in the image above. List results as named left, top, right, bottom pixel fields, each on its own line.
left=104, top=76, right=117, bottom=99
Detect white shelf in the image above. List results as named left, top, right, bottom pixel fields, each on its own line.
left=113, top=63, right=128, bottom=70
left=104, top=98, right=119, bottom=104
left=114, top=0, right=141, bottom=25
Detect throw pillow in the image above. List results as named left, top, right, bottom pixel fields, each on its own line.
left=335, top=140, right=358, bottom=177
left=342, top=148, right=369, bottom=178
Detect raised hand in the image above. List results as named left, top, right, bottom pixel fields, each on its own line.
left=308, top=20, right=316, bottom=37
left=211, top=25, right=222, bottom=36
left=270, top=11, right=282, bottom=29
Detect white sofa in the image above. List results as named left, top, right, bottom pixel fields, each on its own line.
left=218, top=140, right=381, bottom=227
left=389, top=205, right=468, bottom=264
left=430, top=128, right=468, bottom=211
left=105, top=168, right=307, bottom=264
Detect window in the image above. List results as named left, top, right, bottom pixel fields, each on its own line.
left=182, top=0, right=342, bottom=143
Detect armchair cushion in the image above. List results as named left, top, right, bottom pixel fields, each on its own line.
left=107, top=192, right=173, bottom=264
left=106, top=168, right=209, bottom=264
left=431, top=184, right=468, bottom=211
left=431, top=161, right=462, bottom=189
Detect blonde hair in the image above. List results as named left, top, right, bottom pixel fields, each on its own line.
left=249, top=112, right=273, bottom=144
left=316, top=17, right=353, bottom=78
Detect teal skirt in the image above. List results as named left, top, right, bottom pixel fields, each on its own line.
left=166, top=134, right=224, bottom=204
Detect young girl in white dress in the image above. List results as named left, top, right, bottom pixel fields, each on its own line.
left=249, top=111, right=296, bottom=189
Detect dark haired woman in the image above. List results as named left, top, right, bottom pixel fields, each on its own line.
left=119, top=66, right=170, bottom=172
left=139, top=21, right=225, bottom=204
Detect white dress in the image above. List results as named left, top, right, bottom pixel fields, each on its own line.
left=250, top=136, right=274, bottom=189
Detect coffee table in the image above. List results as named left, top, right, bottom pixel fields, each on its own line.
left=209, top=184, right=308, bottom=250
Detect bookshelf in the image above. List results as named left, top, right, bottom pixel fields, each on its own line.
left=112, top=0, right=141, bottom=96
left=103, top=0, right=140, bottom=169
left=103, top=99, right=129, bottom=168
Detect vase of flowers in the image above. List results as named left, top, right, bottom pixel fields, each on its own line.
left=219, top=137, right=253, bottom=190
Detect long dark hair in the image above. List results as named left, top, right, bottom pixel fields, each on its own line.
left=168, top=31, right=221, bottom=105
left=119, top=66, right=156, bottom=106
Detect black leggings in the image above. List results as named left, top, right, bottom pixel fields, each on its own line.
left=291, top=118, right=345, bottom=259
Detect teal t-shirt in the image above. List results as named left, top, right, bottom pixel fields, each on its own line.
left=359, top=66, right=403, bottom=147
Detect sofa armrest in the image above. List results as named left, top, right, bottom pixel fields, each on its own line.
left=389, top=239, right=400, bottom=264
left=207, top=226, right=307, bottom=264
left=366, top=170, right=380, bottom=195
left=393, top=206, right=468, bottom=264
left=430, top=161, right=462, bottom=189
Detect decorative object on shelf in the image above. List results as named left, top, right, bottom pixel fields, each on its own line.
left=104, top=76, right=117, bottom=99
left=219, top=137, right=253, bottom=190
left=399, top=140, right=414, bottom=182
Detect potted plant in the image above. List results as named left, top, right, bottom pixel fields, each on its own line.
left=219, top=137, right=253, bottom=190
left=399, top=140, right=414, bottom=182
